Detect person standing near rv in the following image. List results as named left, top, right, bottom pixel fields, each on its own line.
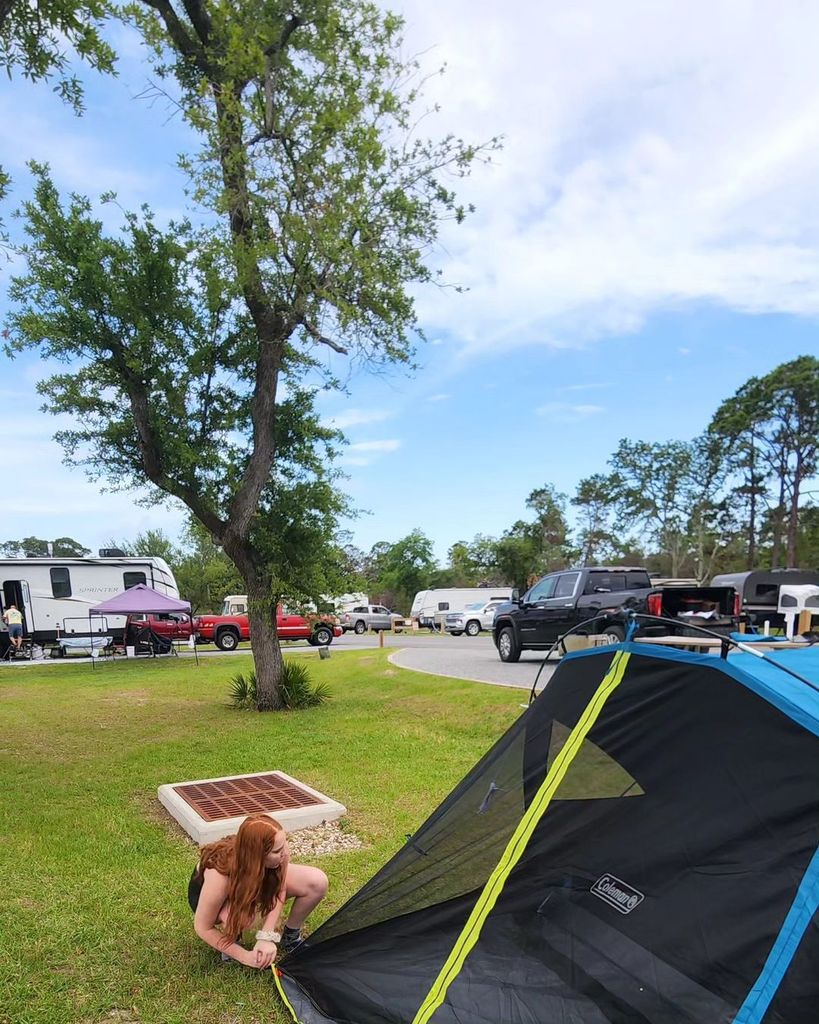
left=3, top=604, right=23, bottom=650
left=188, top=813, right=328, bottom=968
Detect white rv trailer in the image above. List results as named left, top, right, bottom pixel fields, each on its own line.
left=411, top=587, right=514, bottom=626
left=0, top=555, right=179, bottom=643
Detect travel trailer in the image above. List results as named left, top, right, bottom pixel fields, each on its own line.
left=711, top=568, right=819, bottom=629
left=411, top=586, right=513, bottom=627
left=0, top=554, right=179, bottom=643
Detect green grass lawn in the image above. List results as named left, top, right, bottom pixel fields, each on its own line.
left=0, top=650, right=522, bottom=1024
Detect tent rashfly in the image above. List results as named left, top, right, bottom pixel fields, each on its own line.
left=276, top=644, right=819, bottom=1024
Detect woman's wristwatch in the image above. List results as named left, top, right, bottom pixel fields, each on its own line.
left=255, top=929, right=282, bottom=943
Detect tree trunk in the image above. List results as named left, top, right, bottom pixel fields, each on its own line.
left=246, top=575, right=285, bottom=710
left=771, top=473, right=786, bottom=568
left=747, top=441, right=756, bottom=568
left=786, top=454, right=803, bottom=568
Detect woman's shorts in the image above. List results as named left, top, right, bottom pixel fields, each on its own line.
left=188, top=866, right=203, bottom=912
left=8, top=625, right=22, bottom=638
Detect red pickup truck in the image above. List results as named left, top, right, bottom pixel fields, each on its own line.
left=194, top=596, right=342, bottom=651
left=126, top=612, right=194, bottom=642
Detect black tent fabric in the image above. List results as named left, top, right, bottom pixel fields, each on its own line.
left=275, top=645, right=819, bottom=1024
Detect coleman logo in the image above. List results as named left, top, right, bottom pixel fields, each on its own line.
left=591, top=874, right=644, bottom=914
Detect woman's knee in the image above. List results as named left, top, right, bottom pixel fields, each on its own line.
left=308, top=868, right=329, bottom=899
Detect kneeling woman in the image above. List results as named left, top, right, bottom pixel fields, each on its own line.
left=189, top=812, right=328, bottom=969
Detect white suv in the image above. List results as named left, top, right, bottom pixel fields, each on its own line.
left=445, top=600, right=506, bottom=637
left=340, top=605, right=401, bottom=634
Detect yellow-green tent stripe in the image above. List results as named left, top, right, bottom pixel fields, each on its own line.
left=274, top=967, right=301, bottom=1023
left=411, top=649, right=632, bottom=1024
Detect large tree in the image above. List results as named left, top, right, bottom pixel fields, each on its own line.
left=710, top=356, right=819, bottom=568
left=607, top=439, right=697, bottom=577
left=7, top=1, right=487, bottom=708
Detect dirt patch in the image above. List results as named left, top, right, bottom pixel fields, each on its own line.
left=100, top=690, right=151, bottom=705
left=0, top=687, right=32, bottom=700
left=382, top=669, right=397, bottom=676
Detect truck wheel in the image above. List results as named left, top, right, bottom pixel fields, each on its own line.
left=313, top=626, right=333, bottom=646
left=465, top=620, right=481, bottom=637
left=498, top=627, right=521, bottom=663
left=354, top=620, right=367, bottom=635
left=215, top=629, right=240, bottom=651
left=598, top=624, right=625, bottom=645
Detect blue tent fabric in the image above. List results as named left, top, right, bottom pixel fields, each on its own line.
left=729, top=631, right=786, bottom=643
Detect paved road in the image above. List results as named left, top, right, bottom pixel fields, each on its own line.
left=1, top=630, right=559, bottom=690
left=334, top=631, right=559, bottom=692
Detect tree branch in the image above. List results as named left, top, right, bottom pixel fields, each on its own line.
left=139, top=0, right=212, bottom=76
left=180, top=0, right=211, bottom=46
left=302, top=319, right=348, bottom=354
left=264, top=14, right=302, bottom=58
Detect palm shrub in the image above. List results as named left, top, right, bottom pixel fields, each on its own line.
left=229, top=662, right=331, bottom=710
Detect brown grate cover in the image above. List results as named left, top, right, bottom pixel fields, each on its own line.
left=173, top=773, right=320, bottom=822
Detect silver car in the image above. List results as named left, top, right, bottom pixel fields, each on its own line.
left=339, top=604, right=401, bottom=634
left=445, top=600, right=506, bottom=637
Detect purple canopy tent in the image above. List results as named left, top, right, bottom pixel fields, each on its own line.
left=89, top=584, right=196, bottom=663
left=90, top=584, right=191, bottom=616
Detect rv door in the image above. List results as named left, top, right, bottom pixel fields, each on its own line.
left=2, top=578, right=34, bottom=635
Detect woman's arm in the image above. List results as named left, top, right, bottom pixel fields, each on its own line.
left=193, top=868, right=255, bottom=967
left=252, top=886, right=286, bottom=968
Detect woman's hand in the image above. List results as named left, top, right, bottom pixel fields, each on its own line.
left=251, top=939, right=278, bottom=969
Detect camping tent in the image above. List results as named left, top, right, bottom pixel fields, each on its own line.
left=276, top=643, right=819, bottom=1024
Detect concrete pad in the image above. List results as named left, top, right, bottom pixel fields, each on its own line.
left=158, top=770, right=346, bottom=845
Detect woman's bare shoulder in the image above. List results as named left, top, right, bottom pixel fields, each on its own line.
left=201, top=866, right=230, bottom=891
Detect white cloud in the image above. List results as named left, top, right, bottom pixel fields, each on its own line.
left=536, top=402, right=605, bottom=423
left=339, top=438, right=402, bottom=467
left=326, top=408, right=392, bottom=430
left=395, top=0, right=819, bottom=351
left=427, top=393, right=451, bottom=402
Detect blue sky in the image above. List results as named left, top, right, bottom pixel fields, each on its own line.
left=1, top=1, right=818, bottom=563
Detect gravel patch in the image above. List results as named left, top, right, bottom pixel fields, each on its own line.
left=287, top=820, right=365, bottom=857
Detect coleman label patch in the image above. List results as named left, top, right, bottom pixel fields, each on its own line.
left=591, top=874, right=644, bottom=914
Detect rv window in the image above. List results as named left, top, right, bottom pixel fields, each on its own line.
left=50, top=567, right=72, bottom=599
left=124, top=572, right=147, bottom=589
left=437, top=602, right=450, bottom=611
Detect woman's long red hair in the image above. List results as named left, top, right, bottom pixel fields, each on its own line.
left=198, top=813, right=285, bottom=943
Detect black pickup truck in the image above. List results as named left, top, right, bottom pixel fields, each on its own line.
left=492, top=566, right=739, bottom=662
